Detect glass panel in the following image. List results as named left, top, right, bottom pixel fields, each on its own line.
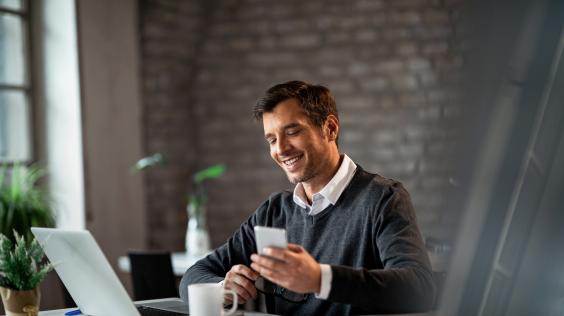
left=0, top=0, right=22, bottom=11
left=0, top=13, right=26, bottom=85
left=0, top=90, right=31, bottom=162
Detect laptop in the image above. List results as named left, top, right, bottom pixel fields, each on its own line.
left=31, top=227, right=189, bottom=316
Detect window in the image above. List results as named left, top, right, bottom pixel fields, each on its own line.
left=0, top=0, right=31, bottom=163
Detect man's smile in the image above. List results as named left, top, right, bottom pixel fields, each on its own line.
left=281, top=154, right=304, bottom=170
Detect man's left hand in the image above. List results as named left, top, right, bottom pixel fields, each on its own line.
left=250, top=243, right=321, bottom=294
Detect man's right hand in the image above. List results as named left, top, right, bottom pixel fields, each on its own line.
left=224, top=264, right=259, bottom=305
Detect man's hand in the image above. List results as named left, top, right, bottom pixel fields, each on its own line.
left=250, top=243, right=321, bottom=294
left=224, top=264, right=259, bottom=305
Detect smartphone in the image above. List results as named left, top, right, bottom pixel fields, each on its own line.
left=254, top=226, right=288, bottom=255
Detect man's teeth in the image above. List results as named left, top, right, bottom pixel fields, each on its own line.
left=284, top=155, right=302, bottom=166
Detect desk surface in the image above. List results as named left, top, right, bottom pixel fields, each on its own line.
left=34, top=298, right=180, bottom=315
left=34, top=298, right=271, bottom=316
left=32, top=298, right=435, bottom=316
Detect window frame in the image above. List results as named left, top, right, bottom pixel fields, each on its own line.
left=0, top=0, right=34, bottom=165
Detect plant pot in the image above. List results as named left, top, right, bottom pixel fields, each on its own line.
left=185, top=217, right=211, bottom=257
left=0, top=287, right=40, bottom=316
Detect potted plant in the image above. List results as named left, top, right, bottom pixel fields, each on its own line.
left=0, top=164, right=55, bottom=242
left=185, top=164, right=225, bottom=257
left=132, top=154, right=225, bottom=256
left=0, top=231, right=53, bottom=316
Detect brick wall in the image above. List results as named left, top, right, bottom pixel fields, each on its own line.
left=140, top=0, right=463, bottom=250
left=140, top=0, right=204, bottom=248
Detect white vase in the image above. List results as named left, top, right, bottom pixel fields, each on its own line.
left=185, top=217, right=211, bottom=257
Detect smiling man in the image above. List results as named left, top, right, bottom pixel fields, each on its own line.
left=180, top=81, right=435, bottom=315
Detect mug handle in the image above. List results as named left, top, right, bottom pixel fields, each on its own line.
left=222, top=289, right=238, bottom=315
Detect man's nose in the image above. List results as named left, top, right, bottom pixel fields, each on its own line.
left=274, top=137, right=291, bottom=155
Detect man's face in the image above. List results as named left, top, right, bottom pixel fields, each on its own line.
left=262, top=99, right=334, bottom=185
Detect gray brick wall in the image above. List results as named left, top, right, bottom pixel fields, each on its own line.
left=140, top=0, right=463, bottom=250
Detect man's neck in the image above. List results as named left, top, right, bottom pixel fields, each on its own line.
left=302, top=153, right=343, bottom=204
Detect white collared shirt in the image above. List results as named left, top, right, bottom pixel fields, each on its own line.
left=292, top=154, right=357, bottom=299
left=293, top=154, right=357, bottom=215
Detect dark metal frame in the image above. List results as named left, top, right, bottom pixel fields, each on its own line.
left=0, top=0, right=33, bottom=164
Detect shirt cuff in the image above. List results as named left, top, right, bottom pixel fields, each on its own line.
left=314, top=264, right=332, bottom=300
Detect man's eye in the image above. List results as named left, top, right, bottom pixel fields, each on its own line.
left=287, top=129, right=300, bottom=136
left=267, top=138, right=276, bottom=145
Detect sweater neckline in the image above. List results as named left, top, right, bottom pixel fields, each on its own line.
left=298, top=167, right=367, bottom=224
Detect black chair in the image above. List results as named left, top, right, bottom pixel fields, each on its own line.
left=61, top=279, right=77, bottom=308
left=432, top=271, right=447, bottom=309
left=128, top=251, right=178, bottom=300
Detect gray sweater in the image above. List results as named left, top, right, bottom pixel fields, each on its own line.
left=180, top=167, right=435, bottom=315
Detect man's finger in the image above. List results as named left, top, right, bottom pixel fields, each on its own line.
left=287, top=243, right=303, bottom=252
left=234, top=264, right=260, bottom=281
left=251, top=254, right=286, bottom=270
left=226, top=290, right=246, bottom=305
left=226, top=280, right=252, bottom=302
left=232, top=274, right=257, bottom=298
left=224, top=294, right=233, bottom=304
left=251, top=262, right=287, bottom=280
left=263, top=248, right=291, bottom=262
left=255, top=265, right=287, bottom=288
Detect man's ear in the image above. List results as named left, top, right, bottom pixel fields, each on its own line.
left=324, top=115, right=339, bottom=141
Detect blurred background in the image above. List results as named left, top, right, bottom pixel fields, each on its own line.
left=1, top=0, right=563, bottom=314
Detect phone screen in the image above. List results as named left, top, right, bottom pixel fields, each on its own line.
left=254, top=226, right=288, bottom=255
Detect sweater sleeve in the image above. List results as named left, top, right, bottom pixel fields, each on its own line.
left=179, top=202, right=265, bottom=302
left=327, top=183, right=436, bottom=313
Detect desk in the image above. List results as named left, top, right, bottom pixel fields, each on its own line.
left=31, top=297, right=435, bottom=316
left=36, top=298, right=182, bottom=315
left=34, top=298, right=277, bottom=316
left=118, top=252, right=204, bottom=276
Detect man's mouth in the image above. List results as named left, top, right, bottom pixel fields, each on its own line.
left=282, top=154, right=304, bottom=168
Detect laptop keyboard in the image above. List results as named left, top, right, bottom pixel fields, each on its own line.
left=137, top=305, right=189, bottom=316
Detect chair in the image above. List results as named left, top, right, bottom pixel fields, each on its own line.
left=432, top=271, right=447, bottom=309
left=61, top=279, right=77, bottom=308
left=128, top=251, right=178, bottom=300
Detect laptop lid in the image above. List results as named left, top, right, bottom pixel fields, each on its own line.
left=31, top=227, right=140, bottom=316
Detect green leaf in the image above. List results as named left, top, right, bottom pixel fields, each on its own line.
left=10, top=162, right=21, bottom=201
left=0, top=164, right=6, bottom=190
left=0, top=231, right=52, bottom=290
left=0, top=164, right=55, bottom=242
left=193, top=164, right=226, bottom=183
left=131, top=153, right=166, bottom=173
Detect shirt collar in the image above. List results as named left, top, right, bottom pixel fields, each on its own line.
left=293, top=154, right=357, bottom=208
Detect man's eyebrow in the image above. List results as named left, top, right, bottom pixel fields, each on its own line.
left=264, top=123, right=302, bottom=139
left=283, top=123, right=301, bottom=130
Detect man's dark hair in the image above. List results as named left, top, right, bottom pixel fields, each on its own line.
left=253, top=81, right=339, bottom=128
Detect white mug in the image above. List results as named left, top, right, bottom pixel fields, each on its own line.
left=188, top=283, right=238, bottom=316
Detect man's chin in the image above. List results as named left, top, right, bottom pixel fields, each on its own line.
left=286, top=175, right=300, bottom=184
left=284, top=171, right=301, bottom=184
left=286, top=172, right=312, bottom=185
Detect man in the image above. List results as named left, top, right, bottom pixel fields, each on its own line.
left=180, top=81, right=435, bottom=315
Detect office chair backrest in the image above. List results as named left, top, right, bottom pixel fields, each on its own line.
left=128, top=251, right=178, bottom=300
